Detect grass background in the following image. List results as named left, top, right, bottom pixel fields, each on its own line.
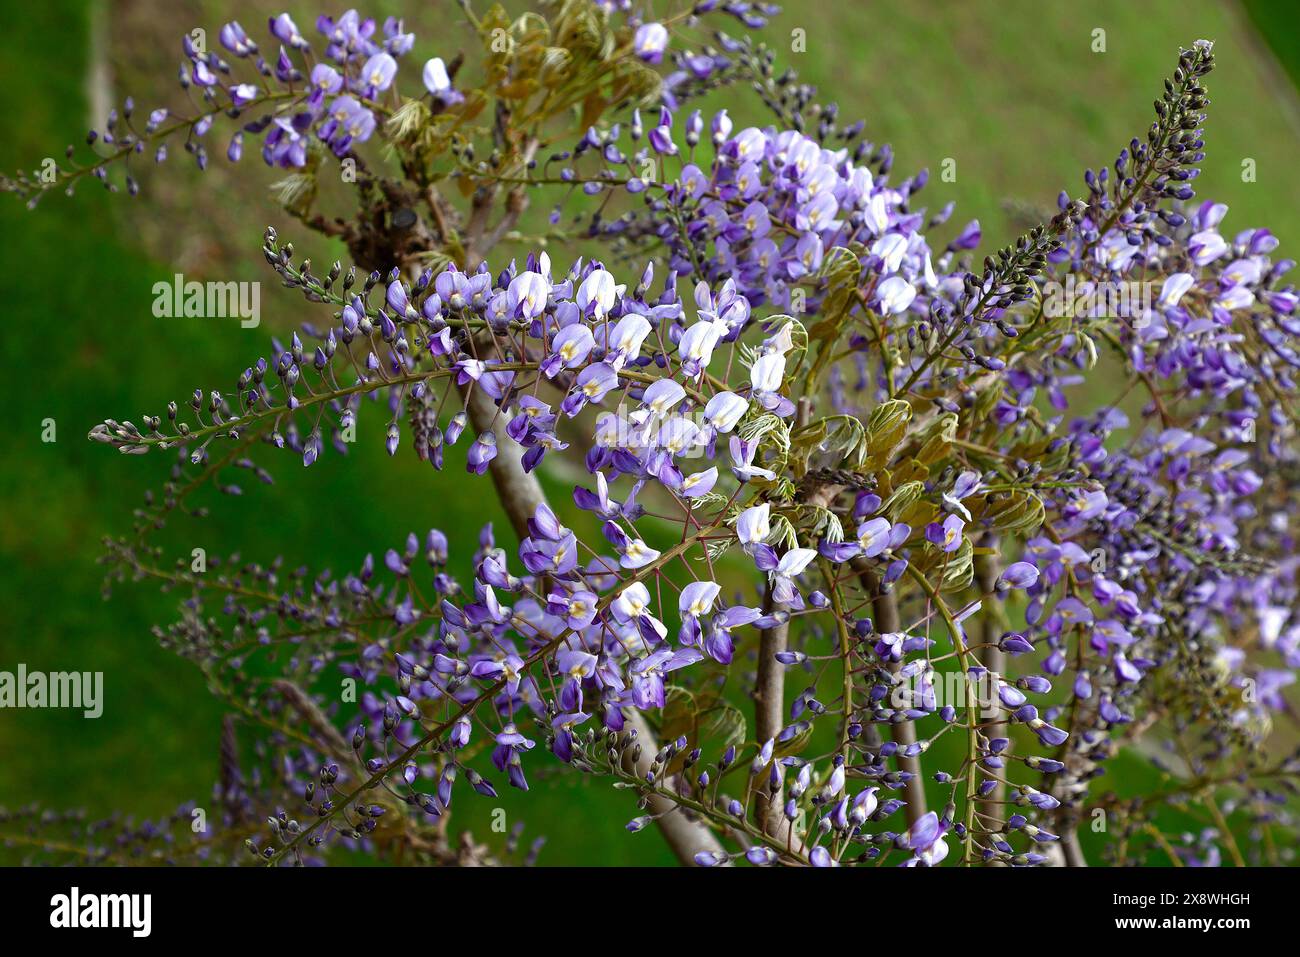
left=0, top=0, right=1297, bottom=865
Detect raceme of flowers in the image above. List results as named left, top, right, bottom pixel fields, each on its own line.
left=0, top=3, right=774, bottom=204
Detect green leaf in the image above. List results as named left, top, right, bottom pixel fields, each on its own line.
left=881, top=480, right=924, bottom=522
left=658, top=685, right=748, bottom=774
left=982, top=489, right=1046, bottom=535
left=699, top=702, right=747, bottom=752
left=864, top=399, right=913, bottom=465
left=810, top=245, right=863, bottom=336
left=941, top=538, right=975, bottom=590
left=915, top=412, right=957, bottom=467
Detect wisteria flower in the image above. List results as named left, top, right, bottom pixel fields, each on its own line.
left=926, top=514, right=965, bottom=553
left=633, top=22, right=669, bottom=63
left=630, top=648, right=703, bottom=708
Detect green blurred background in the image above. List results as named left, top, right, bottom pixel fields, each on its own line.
left=1, top=0, right=1297, bottom=865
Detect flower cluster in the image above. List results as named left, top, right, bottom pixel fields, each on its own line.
left=7, top=5, right=1297, bottom=870
left=0, top=2, right=763, bottom=205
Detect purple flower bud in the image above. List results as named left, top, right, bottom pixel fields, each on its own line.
left=467, top=432, right=497, bottom=474
left=694, top=850, right=729, bottom=867
left=998, top=561, right=1040, bottom=590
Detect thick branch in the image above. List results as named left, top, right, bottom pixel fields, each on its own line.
left=1062, top=830, right=1088, bottom=867
left=754, top=581, right=791, bottom=840
left=852, top=558, right=928, bottom=827
left=973, top=544, right=1007, bottom=839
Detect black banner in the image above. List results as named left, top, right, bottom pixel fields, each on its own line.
left=0, top=864, right=1283, bottom=941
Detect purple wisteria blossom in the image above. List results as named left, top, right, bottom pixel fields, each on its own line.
left=7, top=5, right=1294, bottom=875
